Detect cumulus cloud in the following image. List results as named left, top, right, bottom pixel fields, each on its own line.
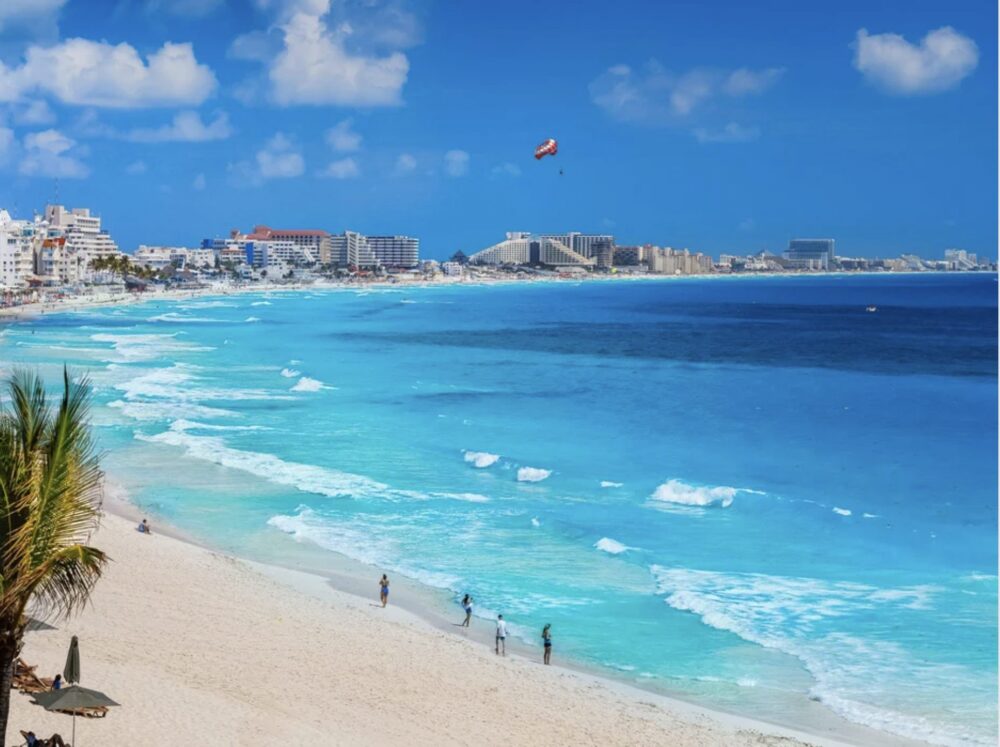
left=853, top=27, right=978, bottom=94
left=443, top=149, right=469, bottom=177
left=318, top=156, right=360, bottom=179
left=693, top=122, right=761, bottom=143
left=268, top=7, right=409, bottom=106
left=0, top=127, right=15, bottom=164
left=125, top=160, right=148, bottom=174
left=325, top=119, right=361, bottom=152
left=394, top=152, right=417, bottom=174
left=14, top=100, right=56, bottom=125
left=590, top=60, right=783, bottom=124
left=0, top=40, right=217, bottom=108
left=19, top=129, right=88, bottom=178
left=229, top=133, right=304, bottom=186
left=126, top=111, right=233, bottom=142
left=491, top=162, right=521, bottom=177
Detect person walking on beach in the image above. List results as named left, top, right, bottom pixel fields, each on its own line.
left=461, top=594, right=473, bottom=627
left=495, top=614, right=507, bottom=656
left=379, top=574, right=390, bottom=607
left=542, top=623, right=552, bottom=665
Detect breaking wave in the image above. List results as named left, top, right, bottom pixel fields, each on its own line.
left=595, top=537, right=633, bottom=555
left=517, top=466, right=551, bottom=483
left=650, top=479, right=739, bottom=508
left=464, top=451, right=500, bottom=468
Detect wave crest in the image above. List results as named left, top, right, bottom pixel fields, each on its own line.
left=517, top=466, right=551, bottom=483
left=464, top=451, right=500, bottom=468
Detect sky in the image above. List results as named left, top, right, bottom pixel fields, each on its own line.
left=0, top=0, right=996, bottom=260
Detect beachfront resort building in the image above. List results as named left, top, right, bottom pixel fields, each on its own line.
left=34, top=204, right=123, bottom=284
left=784, top=239, right=835, bottom=270
left=468, top=232, right=597, bottom=269
left=367, top=235, right=420, bottom=268
left=244, top=225, right=332, bottom=264
left=646, top=247, right=713, bottom=275
left=134, top=246, right=216, bottom=271
left=0, top=210, right=37, bottom=288
left=247, top=240, right=316, bottom=269
left=328, top=231, right=379, bottom=269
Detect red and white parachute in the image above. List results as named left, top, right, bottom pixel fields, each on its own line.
left=534, top=138, right=558, bottom=160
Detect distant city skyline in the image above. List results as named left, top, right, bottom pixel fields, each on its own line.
left=0, top=0, right=996, bottom=259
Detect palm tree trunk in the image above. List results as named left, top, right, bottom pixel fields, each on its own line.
left=0, top=625, right=19, bottom=747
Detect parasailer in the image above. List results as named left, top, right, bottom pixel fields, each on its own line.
left=535, top=138, right=558, bottom=160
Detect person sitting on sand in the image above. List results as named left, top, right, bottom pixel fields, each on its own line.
left=24, top=731, right=68, bottom=747
left=495, top=614, right=507, bottom=656
left=542, top=623, right=552, bottom=665
left=379, top=574, right=390, bottom=607
left=137, top=518, right=151, bottom=535
left=51, top=674, right=61, bottom=690
left=461, top=594, right=473, bottom=627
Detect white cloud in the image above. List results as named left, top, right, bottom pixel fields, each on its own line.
left=443, top=149, right=469, bottom=177
left=192, top=173, right=206, bottom=190
left=693, top=122, right=761, bottom=143
left=14, top=100, right=56, bottom=125
left=19, top=129, right=88, bottom=178
left=127, top=111, right=233, bottom=143
left=125, top=160, right=148, bottom=174
left=318, top=156, right=360, bottom=179
left=590, top=60, right=783, bottom=124
left=491, top=161, right=521, bottom=177
left=723, top=67, right=785, bottom=96
left=0, top=0, right=65, bottom=33
left=394, top=152, right=417, bottom=174
left=325, top=119, right=361, bottom=152
left=853, top=27, right=978, bottom=94
left=230, top=132, right=304, bottom=186
left=0, top=40, right=217, bottom=108
left=267, top=5, right=409, bottom=106
left=228, top=30, right=283, bottom=63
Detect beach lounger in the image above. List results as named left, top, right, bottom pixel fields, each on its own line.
left=13, top=660, right=53, bottom=694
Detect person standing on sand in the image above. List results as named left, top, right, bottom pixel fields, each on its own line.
left=461, top=594, right=473, bottom=627
left=379, top=574, right=390, bottom=607
left=495, top=614, right=507, bottom=656
left=542, top=623, right=552, bottom=665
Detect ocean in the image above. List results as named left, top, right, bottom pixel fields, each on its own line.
left=2, top=273, right=996, bottom=746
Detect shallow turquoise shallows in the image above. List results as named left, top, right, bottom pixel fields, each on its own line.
left=2, top=274, right=996, bottom=746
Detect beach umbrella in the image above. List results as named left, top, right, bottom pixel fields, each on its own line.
left=63, top=635, right=80, bottom=684
left=33, top=685, right=119, bottom=746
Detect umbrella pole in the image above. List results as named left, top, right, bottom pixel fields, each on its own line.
left=72, top=711, right=76, bottom=746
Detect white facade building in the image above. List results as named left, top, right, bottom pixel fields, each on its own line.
left=469, top=232, right=595, bottom=268
left=367, top=235, right=419, bottom=268
left=248, top=240, right=316, bottom=268
left=329, top=231, right=379, bottom=268
left=0, top=210, right=36, bottom=289
left=39, top=205, right=122, bottom=282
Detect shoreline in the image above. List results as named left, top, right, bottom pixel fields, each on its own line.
left=100, top=482, right=924, bottom=747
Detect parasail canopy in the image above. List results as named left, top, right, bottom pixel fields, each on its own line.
left=534, top=138, right=558, bottom=160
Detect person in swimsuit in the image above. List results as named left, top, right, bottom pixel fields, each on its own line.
left=379, top=574, right=390, bottom=607
left=461, top=594, right=473, bottom=627
left=542, top=623, right=552, bottom=665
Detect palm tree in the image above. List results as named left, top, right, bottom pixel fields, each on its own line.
left=0, top=370, right=107, bottom=745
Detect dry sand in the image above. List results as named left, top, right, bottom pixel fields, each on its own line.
left=6, top=513, right=836, bottom=747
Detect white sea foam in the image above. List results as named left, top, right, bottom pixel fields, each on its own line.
left=595, top=537, right=632, bottom=555
left=179, top=300, right=237, bottom=309
left=169, top=419, right=267, bottom=432
left=251, top=301, right=272, bottom=306
left=600, top=480, right=623, bottom=488
left=530, top=517, right=541, bottom=527
left=517, top=466, right=551, bottom=483
left=244, top=316, right=261, bottom=323
left=109, top=399, right=237, bottom=422
left=90, top=332, right=213, bottom=362
left=291, top=376, right=329, bottom=392
left=650, top=566, right=987, bottom=745
left=650, top=479, right=738, bottom=508
left=114, top=364, right=291, bottom=403
left=280, top=368, right=300, bottom=378
left=148, top=312, right=222, bottom=323
left=833, top=507, right=852, bottom=516
left=862, top=513, right=879, bottom=519
left=464, top=451, right=500, bottom=468
left=444, top=492, right=490, bottom=503
left=137, top=429, right=390, bottom=498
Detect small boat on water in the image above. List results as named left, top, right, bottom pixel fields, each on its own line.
left=866, top=305, right=878, bottom=312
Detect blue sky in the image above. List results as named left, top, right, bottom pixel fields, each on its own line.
left=0, top=0, right=995, bottom=259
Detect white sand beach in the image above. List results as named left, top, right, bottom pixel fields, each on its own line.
left=4, top=511, right=847, bottom=747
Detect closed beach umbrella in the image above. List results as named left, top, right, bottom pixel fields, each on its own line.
left=33, top=685, right=119, bottom=746
left=63, top=635, right=80, bottom=684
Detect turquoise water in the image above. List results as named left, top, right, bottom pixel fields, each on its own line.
left=2, top=275, right=996, bottom=745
